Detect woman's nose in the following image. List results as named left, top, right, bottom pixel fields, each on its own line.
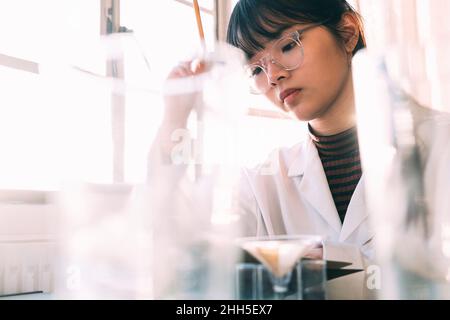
left=265, top=60, right=289, bottom=86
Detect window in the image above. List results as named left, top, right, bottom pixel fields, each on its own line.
left=0, top=0, right=219, bottom=190
left=0, top=0, right=107, bottom=191
left=0, top=0, right=310, bottom=192
left=119, top=0, right=216, bottom=183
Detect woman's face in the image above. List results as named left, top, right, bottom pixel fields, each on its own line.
left=252, top=22, right=352, bottom=122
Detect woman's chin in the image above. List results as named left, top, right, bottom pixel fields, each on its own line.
left=289, top=106, right=316, bottom=122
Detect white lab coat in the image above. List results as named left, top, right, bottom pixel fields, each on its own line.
left=148, top=103, right=449, bottom=300
left=234, top=136, right=375, bottom=300
left=233, top=103, right=450, bottom=300
left=148, top=121, right=375, bottom=299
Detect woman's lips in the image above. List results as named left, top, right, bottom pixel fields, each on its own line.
left=283, top=89, right=301, bottom=105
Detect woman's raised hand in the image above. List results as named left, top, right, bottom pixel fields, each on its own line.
left=163, top=59, right=208, bottom=127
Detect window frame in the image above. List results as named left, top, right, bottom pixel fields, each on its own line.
left=0, top=0, right=292, bottom=199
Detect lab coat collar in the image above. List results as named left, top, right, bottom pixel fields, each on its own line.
left=339, top=175, right=368, bottom=242
left=287, top=140, right=307, bottom=178
left=292, top=138, right=343, bottom=234
left=288, top=137, right=369, bottom=240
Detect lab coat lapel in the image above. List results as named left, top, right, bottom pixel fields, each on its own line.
left=289, top=138, right=342, bottom=234
left=339, top=175, right=369, bottom=242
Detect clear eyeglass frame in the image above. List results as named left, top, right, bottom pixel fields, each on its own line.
left=245, top=23, right=324, bottom=95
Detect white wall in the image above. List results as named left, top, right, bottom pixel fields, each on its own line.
left=0, top=201, right=56, bottom=296
left=358, top=0, right=450, bottom=112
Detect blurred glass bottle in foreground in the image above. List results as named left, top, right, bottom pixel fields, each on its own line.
left=353, top=50, right=450, bottom=299
left=49, top=35, right=250, bottom=299
left=146, top=42, right=250, bottom=299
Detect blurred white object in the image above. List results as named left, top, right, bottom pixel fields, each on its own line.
left=353, top=49, right=450, bottom=299
left=147, top=42, right=249, bottom=299
left=358, top=0, right=450, bottom=113
left=53, top=182, right=154, bottom=299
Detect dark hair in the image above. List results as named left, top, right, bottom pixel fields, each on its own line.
left=226, top=0, right=365, bottom=60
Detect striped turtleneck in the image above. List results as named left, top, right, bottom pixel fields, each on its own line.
left=308, top=124, right=362, bottom=223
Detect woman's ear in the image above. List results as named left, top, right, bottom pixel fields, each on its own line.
left=339, top=13, right=360, bottom=54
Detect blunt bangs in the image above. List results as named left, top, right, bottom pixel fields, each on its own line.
left=227, top=0, right=366, bottom=60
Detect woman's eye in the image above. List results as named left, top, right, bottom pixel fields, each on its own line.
left=281, top=41, right=297, bottom=53
left=251, top=66, right=263, bottom=76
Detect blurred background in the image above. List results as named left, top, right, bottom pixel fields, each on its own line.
left=1, top=0, right=449, bottom=298
left=2, top=0, right=449, bottom=190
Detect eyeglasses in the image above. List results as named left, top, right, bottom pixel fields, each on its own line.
left=244, top=23, right=323, bottom=95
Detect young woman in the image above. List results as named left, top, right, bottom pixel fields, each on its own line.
left=224, top=0, right=373, bottom=298
left=151, top=0, right=374, bottom=299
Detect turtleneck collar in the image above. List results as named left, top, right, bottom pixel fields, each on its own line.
left=308, top=124, right=360, bottom=158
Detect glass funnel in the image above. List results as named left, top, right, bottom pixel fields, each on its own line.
left=237, top=235, right=323, bottom=298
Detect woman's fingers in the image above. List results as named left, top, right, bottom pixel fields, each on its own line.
left=191, top=59, right=207, bottom=73
left=168, top=59, right=208, bottom=79
left=168, top=62, right=191, bottom=79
